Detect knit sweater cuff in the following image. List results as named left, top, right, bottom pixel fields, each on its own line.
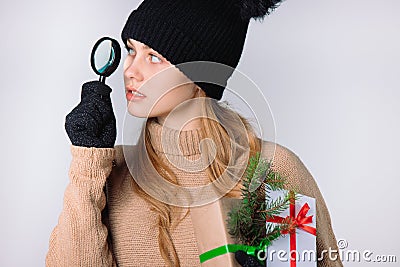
left=69, top=145, right=116, bottom=183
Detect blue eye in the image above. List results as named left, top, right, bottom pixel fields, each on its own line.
left=125, top=44, right=161, bottom=63
left=125, top=44, right=135, bottom=55
left=150, top=54, right=161, bottom=63
left=127, top=48, right=135, bottom=56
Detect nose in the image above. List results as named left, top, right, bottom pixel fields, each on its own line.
left=123, top=55, right=144, bottom=82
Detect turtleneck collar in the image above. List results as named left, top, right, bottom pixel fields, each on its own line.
left=147, top=119, right=203, bottom=156
left=145, top=118, right=246, bottom=192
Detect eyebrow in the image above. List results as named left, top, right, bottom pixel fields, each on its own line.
left=127, top=40, right=151, bottom=50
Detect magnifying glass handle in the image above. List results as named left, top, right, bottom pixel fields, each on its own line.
left=99, top=76, right=106, bottom=83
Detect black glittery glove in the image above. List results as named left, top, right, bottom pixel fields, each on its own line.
left=235, top=251, right=264, bottom=267
left=65, top=81, right=116, bottom=148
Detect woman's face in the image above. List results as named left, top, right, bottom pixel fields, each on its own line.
left=123, top=38, right=198, bottom=118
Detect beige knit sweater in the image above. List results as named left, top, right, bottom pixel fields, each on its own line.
left=46, top=119, right=343, bottom=267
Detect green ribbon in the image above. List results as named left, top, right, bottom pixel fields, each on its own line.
left=199, top=238, right=272, bottom=264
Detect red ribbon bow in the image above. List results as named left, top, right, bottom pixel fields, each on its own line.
left=267, top=198, right=316, bottom=267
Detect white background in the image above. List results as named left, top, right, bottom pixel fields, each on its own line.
left=1, top=0, right=399, bottom=266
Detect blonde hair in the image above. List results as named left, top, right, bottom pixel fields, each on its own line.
left=129, top=87, right=262, bottom=266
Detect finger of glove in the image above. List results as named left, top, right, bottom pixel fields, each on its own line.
left=80, top=81, right=115, bottom=123
left=65, top=100, right=104, bottom=138
left=66, top=95, right=116, bottom=148
left=100, top=116, right=116, bottom=148
left=81, top=85, right=114, bottom=124
left=235, top=251, right=263, bottom=267
left=65, top=108, right=104, bottom=148
left=91, top=95, right=116, bottom=147
left=82, top=94, right=115, bottom=127
left=81, top=81, right=112, bottom=101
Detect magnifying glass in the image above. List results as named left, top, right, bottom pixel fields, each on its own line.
left=90, top=36, right=121, bottom=84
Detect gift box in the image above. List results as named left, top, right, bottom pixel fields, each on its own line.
left=265, top=190, right=317, bottom=267
left=190, top=197, right=242, bottom=267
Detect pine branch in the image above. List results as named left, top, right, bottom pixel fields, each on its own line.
left=260, top=191, right=291, bottom=219
left=227, top=152, right=296, bottom=247
left=264, top=171, right=286, bottom=190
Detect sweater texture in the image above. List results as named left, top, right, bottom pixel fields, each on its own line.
left=46, top=119, right=343, bottom=267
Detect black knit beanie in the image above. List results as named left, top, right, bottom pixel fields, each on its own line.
left=121, top=0, right=284, bottom=100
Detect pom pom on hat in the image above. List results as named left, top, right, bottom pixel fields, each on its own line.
left=237, top=0, right=284, bottom=21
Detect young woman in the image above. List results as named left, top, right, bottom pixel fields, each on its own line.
left=46, top=0, right=343, bottom=266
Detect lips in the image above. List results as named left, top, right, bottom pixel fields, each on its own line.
left=125, top=86, right=146, bottom=97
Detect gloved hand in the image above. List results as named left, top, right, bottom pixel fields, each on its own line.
left=235, top=251, right=264, bottom=267
left=65, top=81, right=116, bottom=148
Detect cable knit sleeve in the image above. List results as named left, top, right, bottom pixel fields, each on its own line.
left=45, top=145, right=117, bottom=267
left=262, top=141, right=343, bottom=267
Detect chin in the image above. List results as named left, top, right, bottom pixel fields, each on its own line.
left=127, top=105, right=147, bottom=118
left=127, top=106, right=164, bottom=119
left=128, top=112, right=145, bottom=118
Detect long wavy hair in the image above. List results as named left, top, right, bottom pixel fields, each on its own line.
left=129, top=87, right=262, bottom=266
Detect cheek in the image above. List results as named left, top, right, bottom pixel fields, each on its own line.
left=123, top=57, right=131, bottom=72
left=150, top=84, right=196, bottom=115
left=125, top=65, right=196, bottom=118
